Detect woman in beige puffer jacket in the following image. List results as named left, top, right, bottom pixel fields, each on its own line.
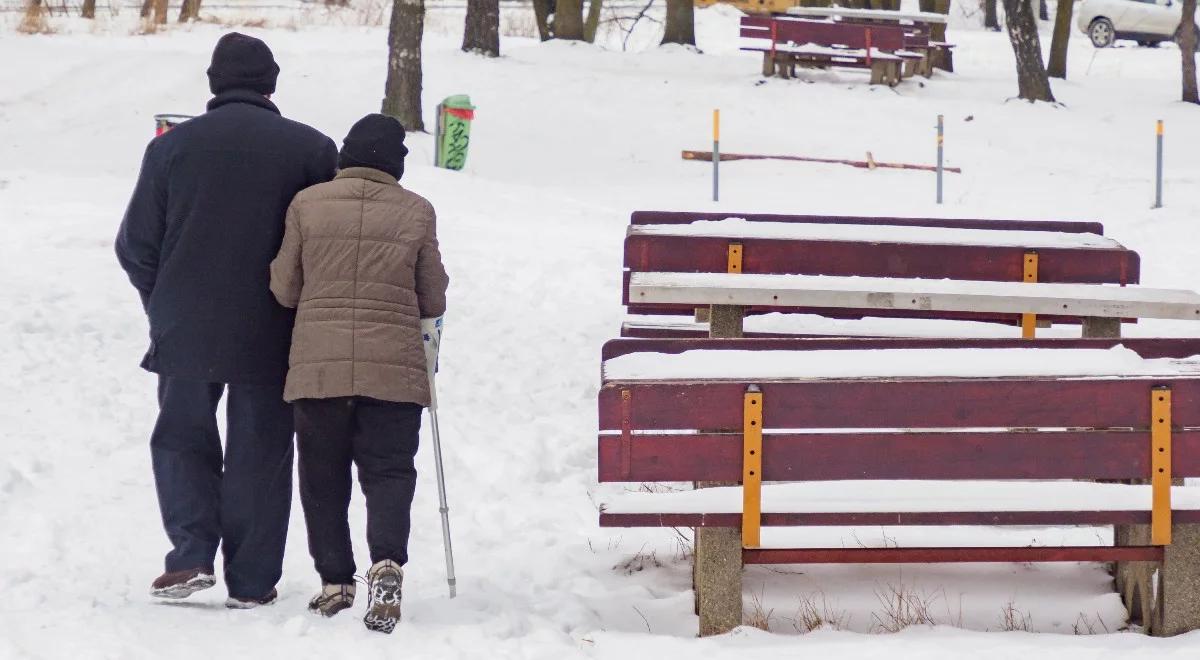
left=269, top=113, right=448, bottom=633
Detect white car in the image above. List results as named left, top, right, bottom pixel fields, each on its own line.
left=1076, top=0, right=1199, bottom=48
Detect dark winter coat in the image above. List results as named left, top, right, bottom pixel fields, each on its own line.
left=269, top=167, right=449, bottom=405
left=115, top=90, right=338, bottom=384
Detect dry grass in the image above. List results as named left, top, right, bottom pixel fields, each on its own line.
left=870, top=582, right=941, bottom=633
left=1072, top=612, right=1111, bottom=635
left=790, top=591, right=850, bottom=633
left=18, top=0, right=53, bottom=34
left=999, top=601, right=1033, bottom=632
left=745, top=586, right=775, bottom=632
left=615, top=544, right=662, bottom=575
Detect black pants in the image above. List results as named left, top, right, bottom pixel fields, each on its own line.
left=150, top=376, right=294, bottom=599
left=295, top=397, right=421, bottom=585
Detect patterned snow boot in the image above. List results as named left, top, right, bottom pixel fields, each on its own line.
left=363, top=560, right=403, bottom=634
left=308, top=583, right=356, bottom=617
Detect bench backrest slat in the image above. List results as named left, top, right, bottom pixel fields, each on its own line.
left=598, top=429, right=1200, bottom=482
left=599, top=378, right=1200, bottom=431
left=629, top=211, right=1105, bottom=235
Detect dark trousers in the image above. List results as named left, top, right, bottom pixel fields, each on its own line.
left=150, top=376, right=294, bottom=599
left=295, top=397, right=421, bottom=585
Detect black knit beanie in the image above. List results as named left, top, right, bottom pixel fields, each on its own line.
left=338, top=114, right=409, bottom=180
left=207, top=32, right=280, bottom=96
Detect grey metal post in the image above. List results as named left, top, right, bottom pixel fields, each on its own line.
left=1154, top=120, right=1163, bottom=209
left=713, top=109, right=720, bottom=203
left=936, top=114, right=944, bottom=205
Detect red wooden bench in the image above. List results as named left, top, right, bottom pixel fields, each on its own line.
left=596, top=337, right=1200, bottom=636
left=621, top=212, right=1140, bottom=333
left=740, top=16, right=915, bottom=85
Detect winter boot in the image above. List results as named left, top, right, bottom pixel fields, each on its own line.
left=150, top=567, right=216, bottom=600
left=225, top=588, right=278, bottom=610
left=363, top=560, right=403, bottom=634
left=308, top=583, right=356, bottom=617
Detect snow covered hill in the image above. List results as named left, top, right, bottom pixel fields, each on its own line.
left=2, top=10, right=1200, bottom=659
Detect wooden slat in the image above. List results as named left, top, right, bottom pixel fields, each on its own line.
left=600, top=510, right=1200, bottom=527
left=598, top=379, right=1200, bottom=431
left=623, top=236, right=1138, bottom=285
left=628, top=272, right=1200, bottom=321
left=742, top=546, right=1164, bottom=564
left=628, top=211, right=1105, bottom=235
left=600, top=337, right=1200, bottom=362
left=597, top=430, right=1200, bottom=482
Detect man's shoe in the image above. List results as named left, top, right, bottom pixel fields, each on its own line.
left=363, top=560, right=403, bottom=634
left=308, top=583, right=356, bottom=617
left=225, top=588, right=278, bottom=610
left=150, top=567, right=216, bottom=600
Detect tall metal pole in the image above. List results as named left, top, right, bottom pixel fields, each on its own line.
left=1154, top=119, right=1163, bottom=209
left=936, top=114, right=944, bottom=205
left=713, top=109, right=720, bottom=203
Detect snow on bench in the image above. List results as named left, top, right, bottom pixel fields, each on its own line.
left=602, top=346, right=1200, bottom=382
left=628, top=218, right=1122, bottom=250
left=628, top=272, right=1200, bottom=321
left=600, top=481, right=1200, bottom=519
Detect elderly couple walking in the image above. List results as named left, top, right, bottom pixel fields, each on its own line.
left=114, top=32, right=449, bottom=634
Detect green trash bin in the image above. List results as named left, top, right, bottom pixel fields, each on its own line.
left=435, top=95, right=476, bottom=171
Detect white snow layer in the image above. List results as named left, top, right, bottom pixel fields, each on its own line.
left=6, top=6, right=1200, bottom=658
left=601, top=480, right=1200, bottom=516
left=630, top=218, right=1122, bottom=249
left=602, top=346, right=1200, bottom=381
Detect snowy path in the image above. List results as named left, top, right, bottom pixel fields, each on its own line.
left=3, top=11, right=1200, bottom=659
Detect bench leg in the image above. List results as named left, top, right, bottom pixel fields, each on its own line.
left=1082, top=317, right=1121, bottom=339
left=902, top=59, right=916, bottom=78
left=1118, top=524, right=1200, bottom=635
left=694, top=524, right=743, bottom=636
left=762, top=52, right=775, bottom=78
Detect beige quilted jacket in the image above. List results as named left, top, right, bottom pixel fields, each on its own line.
left=270, top=167, right=449, bottom=405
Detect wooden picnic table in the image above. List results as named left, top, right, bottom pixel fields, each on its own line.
left=784, top=6, right=949, bottom=24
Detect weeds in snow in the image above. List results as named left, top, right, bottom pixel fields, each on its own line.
left=870, top=582, right=941, bottom=633
left=789, top=591, right=850, bottom=633
left=1073, top=612, right=1111, bottom=635
left=745, top=586, right=775, bottom=631
left=999, top=601, right=1033, bottom=632
left=615, top=544, right=661, bottom=575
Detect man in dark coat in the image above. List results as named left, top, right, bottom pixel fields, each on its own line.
left=115, top=32, right=338, bottom=608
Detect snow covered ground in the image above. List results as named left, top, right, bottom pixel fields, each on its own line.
left=3, top=5, right=1200, bottom=658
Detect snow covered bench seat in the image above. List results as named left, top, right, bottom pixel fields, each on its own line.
left=622, top=212, right=1140, bottom=332
left=628, top=272, right=1200, bottom=340
left=596, top=339, right=1200, bottom=636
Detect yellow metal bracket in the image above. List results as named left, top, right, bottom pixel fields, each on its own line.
left=742, top=386, right=763, bottom=549
left=1021, top=251, right=1039, bottom=339
left=1152, top=386, right=1173, bottom=546
left=727, top=243, right=743, bottom=274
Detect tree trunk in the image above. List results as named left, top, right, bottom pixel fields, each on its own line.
left=178, top=0, right=201, bottom=21
left=583, top=0, right=603, bottom=42
left=1047, top=0, right=1073, bottom=78
left=661, top=0, right=695, bottom=45
left=153, top=0, right=168, bottom=24
left=929, top=0, right=949, bottom=41
left=1039, top=0, right=1049, bottom=20
left=140, top=0, right=152, bottom=18
left=1183, top=0, right=1199, bottom=103
left=1002, top=0, right=1056, bottom=101
left=984, top=0, right=1000, bottom=30
left=554, top=0, right=585, bottom=39
left=81, top=0, right=95, bottom=18
left=462, top=0, right=500, bottom=56
left=382, top=0, right=425, bottom=132
left=532, top=0, right=553, bottom=40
